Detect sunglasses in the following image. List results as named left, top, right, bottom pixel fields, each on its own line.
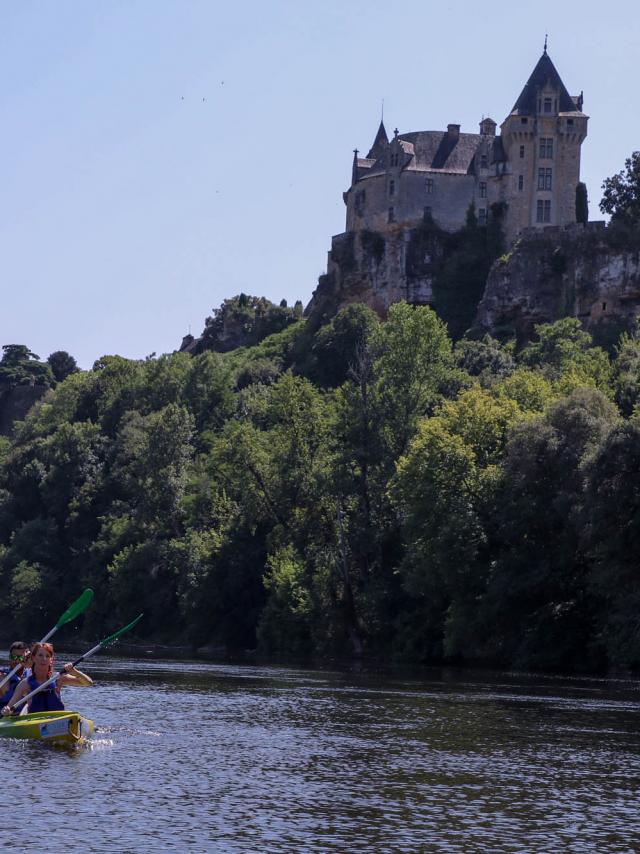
left=9, top=654, right=28, bottom=662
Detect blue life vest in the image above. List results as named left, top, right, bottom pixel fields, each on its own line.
left=0, top=670, right=22, bottom=707
left=26, top=674, right=64, bottom=713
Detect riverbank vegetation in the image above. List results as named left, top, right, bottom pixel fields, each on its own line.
left=2, top=306, right=640, bottom=673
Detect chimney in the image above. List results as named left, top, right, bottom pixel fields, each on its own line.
left=447, top=123, right=460, bottom=139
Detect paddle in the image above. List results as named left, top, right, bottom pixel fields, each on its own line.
left=0, top=588, right=94, bottom=693
left=8, top=613, right=144, bottom=714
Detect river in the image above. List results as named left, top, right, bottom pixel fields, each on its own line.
left=3, top=656, right=640, bottom=852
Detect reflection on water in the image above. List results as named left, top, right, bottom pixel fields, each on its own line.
left=4, top=656, right=640, bottom=852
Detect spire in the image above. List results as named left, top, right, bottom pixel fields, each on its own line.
left=544, top=33, right=548, bottom=54
left=351, top=148, right=359, bottom=185
left=510, top=50, right=577, bottom=115
left=366, top=120, right=389, bottom=160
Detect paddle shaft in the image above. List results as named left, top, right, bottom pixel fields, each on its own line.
left=11, top=644, right=100, bottom=712
left=0, top=626, right=60, bottom=694
left=0, top=589, right=94, bottom=693
left=8, top=613, right=142, bottom=712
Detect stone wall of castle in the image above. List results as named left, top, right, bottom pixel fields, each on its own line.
left=347, top=170, right=479, bottom=236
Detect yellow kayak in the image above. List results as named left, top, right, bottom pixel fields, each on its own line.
left=0, top=711, right=94, bottom=745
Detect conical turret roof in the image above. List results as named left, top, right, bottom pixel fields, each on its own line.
left=366, top=121, right=389, bottom=159
left=510, top=51, right=577, bottom=115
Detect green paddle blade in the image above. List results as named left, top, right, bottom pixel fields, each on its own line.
left=55, top=588, right=94, bottom=628
left=100, top=613, right=144, bottom=648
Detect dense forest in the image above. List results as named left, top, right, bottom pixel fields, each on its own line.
left=2, top=153, right=640, bottom=673
left=2, top=298, right=640, bottom=674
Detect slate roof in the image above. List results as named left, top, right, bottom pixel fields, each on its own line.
left=510, top=51, right=582, bottom=115
left=366, top=121, right=389, bottom=159
left=398, top=131, right=482, bottom=174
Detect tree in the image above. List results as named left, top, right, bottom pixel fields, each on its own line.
left=483, top=388, right=619, bottom=671
left=0, top=345, right=53, bottom=389
left=308, top=303, right=380, bottom=387
left=518, top=318, right=612, bottom=391
left=584, top=419, right=640, bottom=667
left=600, top=151, right=640, bottom=225
left=576, top=182, right=589, bottom=225
left=47, top=351, right=78, bottom=383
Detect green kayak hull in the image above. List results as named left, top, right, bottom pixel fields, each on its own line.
left=0, top=711, right=94, bottom=745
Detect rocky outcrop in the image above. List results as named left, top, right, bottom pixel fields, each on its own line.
left=474, top=223, right=640, bottom=344
left=306, top=221, right=502, bottom=340
left=306, top=226, right=441, bottom=324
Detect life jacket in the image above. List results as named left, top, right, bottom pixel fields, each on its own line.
left=26, top=673, right=64, bottom=713
left=0, top=670, right=22, bottom=707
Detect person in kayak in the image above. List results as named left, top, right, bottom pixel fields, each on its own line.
left=0, top=641, right=31, bottom=706
left=0, top=642, right=92, bottom=715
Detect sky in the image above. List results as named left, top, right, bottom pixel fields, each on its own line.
left=1, top=0, right=639, bottom=368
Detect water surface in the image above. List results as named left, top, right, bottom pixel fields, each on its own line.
left=4, top=656, right=640, bottom=852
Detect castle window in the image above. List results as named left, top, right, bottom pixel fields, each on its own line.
left=518, top=175, right=524, bottom=190
left=389, top=179, right=395, bottom=196
left=539, top=138, right=553, bottom=158
left=521, top=117, right=528, bottom=125
left=355, top=190, right=366, bottom=215
left=538, top=168, right=553, bottom=191
left=536, top=199, right=551, bottom=223
left=519, top=145, right=525, bottom=158
left=567, top=118, right=574, bottom=126
left=478, top=208, right=487, bottom=225
left=480, top=155, right=488, bottom=169
left=388, top=206, right=395, bottom=223
left=479, top=182, right=487, bottom=199
left=602, top=302, right=607, bottom=311
left=390, top=152, right=399, bottom=167
left=423, top=206, right=432, bottom=220
left=425, top=178, right=434, bottom=194
left=544, top=98, right=552, bottom=113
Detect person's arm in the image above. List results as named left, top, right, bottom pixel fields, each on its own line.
left=60, top=664, right=93, bottom=687
left=1, top=679, right=28, bottom=715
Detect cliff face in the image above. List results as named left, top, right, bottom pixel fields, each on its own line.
left=474, top=224, right=640, bottom=344
left=307, top=227, right=439, bottom=322
left=306, top=222, right=499, bottom=339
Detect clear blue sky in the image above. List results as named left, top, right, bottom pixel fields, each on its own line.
left=1, top=0, right=638, bottom=367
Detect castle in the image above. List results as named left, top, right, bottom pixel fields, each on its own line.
left=305, top=46, right=590, bottom=321
left=345, top=46, right=588, bottom=245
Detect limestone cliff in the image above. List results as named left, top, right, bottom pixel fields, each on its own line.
left=306, top=220, right=500, bottom=340
left=474, top=223, right=640, bottom=345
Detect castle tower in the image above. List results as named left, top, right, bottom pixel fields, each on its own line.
left=498, top=47, right=588, bottom=242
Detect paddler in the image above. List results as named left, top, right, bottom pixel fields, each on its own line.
left=1, top=642, right=92, bottom=715
left=0, top=641, right=31, bottom=707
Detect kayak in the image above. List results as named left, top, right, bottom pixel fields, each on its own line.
left=0, top=711, right=94, bottom=746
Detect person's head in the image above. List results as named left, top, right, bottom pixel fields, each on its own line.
left=30, top=642, right=55, bottom=680
left=8, top=641, right=30, bottom=672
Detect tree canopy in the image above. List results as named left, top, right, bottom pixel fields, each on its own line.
left=1, top=312, right=639, bottom=673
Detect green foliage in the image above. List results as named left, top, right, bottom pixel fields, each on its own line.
left=307, top=304, right=380, bottom=388
left=455, top=335, right=515, bottom=382
left=600, top=151, right=640, bottom=225
left=518, top=318, right=612, bottom=392
left=576, top=182, right=589, bottom=225
left=198, top=294, right=301, bottom=353
left=257, top=546, right=312, bottom=654
left=2, top=301, right=640, bottom=673
left=47, top=351, right=78, bottom=383
left=0, top=345, right=54, bottom=390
